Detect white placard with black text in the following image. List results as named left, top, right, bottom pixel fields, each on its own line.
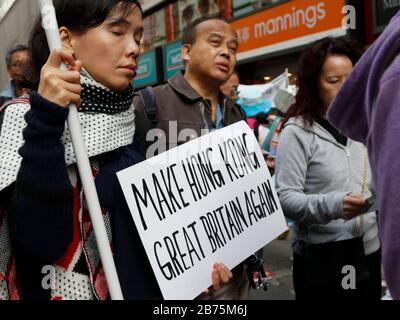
left=117, top=121, right=287, bottom=300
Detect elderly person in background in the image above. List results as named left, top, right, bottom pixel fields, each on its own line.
left=0, top=45, right=31, bottom=106
left=220, top=71, right=240, bottom=101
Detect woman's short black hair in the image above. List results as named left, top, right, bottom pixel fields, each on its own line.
left=26, top=0, right=142, bottom=89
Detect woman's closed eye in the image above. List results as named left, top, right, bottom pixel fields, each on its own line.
left=112, top=31, right=124, bottom=36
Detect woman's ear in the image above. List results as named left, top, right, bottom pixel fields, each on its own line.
left=59, top=26, right=75, bottom=57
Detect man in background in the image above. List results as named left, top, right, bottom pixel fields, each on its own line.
left=220, top=71, right=239, bottom=101
left=0, top=45, right=30, bottom=106
left=134, top=16, right=249, bottom=299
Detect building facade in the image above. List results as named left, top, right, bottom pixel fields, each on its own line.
left=135, top=0, right=400, bottom=88
left=135, top=0, right=349, bottom=88
left=1, top=0, right=399, bottom=91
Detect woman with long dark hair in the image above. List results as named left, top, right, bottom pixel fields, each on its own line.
left=275, top=38, right=381, bottom=299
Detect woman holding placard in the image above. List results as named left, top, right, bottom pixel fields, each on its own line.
left=0, top=0, right=232, bottom=300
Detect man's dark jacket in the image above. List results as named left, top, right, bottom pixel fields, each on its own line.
left=133, top=71, right=246, bottom=154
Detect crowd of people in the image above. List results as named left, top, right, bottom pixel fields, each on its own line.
left=0, top=0, right=399, bottom=300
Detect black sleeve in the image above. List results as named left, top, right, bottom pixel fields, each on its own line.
left=12, top=91, right=74, bottom=262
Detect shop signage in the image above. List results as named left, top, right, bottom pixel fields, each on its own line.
left=164, top=40, right=185, bottom=80
left=133, top=50, right=158, bottom=88
left=230, top=0, right=347, bottom=62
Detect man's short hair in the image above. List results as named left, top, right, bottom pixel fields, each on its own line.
left=5, top=44, right=29, bottom=67
left=182, top=14, right=227, bottom=46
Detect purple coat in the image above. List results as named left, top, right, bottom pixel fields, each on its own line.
left=328, top=12, right=400, bottom=300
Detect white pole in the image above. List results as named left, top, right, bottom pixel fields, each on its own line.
left=38, top=0, right=123, bottom=300
left=285, top=68, right=289, bottom=88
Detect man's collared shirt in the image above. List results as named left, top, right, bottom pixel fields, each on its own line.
left=0, top=79, right=17, bottom=100
left=212, top=102, right=224, bottom=131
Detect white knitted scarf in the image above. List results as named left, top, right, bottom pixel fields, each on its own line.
left=0, top=70, right=136, bottom=191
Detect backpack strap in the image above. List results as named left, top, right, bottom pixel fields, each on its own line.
left=138, top=86, right=157, bottom=129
